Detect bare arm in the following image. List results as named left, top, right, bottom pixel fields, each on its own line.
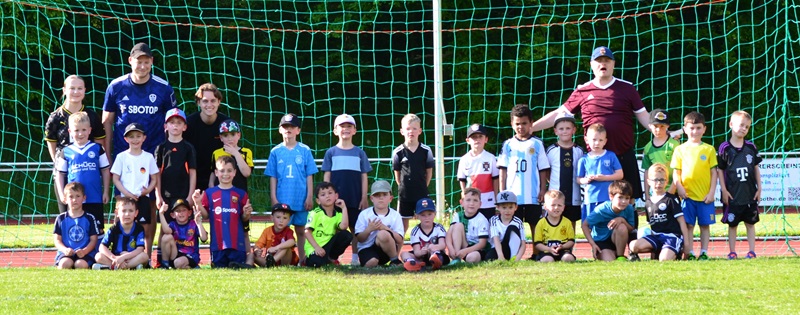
left=717, top=168, right=730, bottom=204
left=101, top=111, right=114, bottom=163
left=46, top=142, right=58, bottom=162
left=305, top=175, right=314, bottom=211
left=425, top=167, right=433, bottom=187
left=393, top=170, right=401, bottom=186
left=754, top=165, right=762, bottom=202
left=187, top=169, right=197, bottom=205
left=143, top=173, right=158, bottom=196
left=323, top=171, right=330, bottom=182
left=704, top=167, right=718, bottom=204
left=531, top=109, right=562, bottom=133
left=498, top=168, right=507, bottom=190
left=359, top=172, right=369, bottom=210
left=269, top=176, right=278, bottom=205
left=634, top=110, right=650, bottom=130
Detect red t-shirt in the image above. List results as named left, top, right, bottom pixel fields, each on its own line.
left=561, top=77, right=646, bottom=154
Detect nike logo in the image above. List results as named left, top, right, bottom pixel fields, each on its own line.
left=213, top=198, right=221, bottom=202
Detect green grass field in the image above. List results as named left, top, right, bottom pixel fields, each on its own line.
left=2, top=213, right=798, bottom=249
left=1, top=259, right=798, bottom=314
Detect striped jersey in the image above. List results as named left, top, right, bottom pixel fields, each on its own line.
left=489, top=215, right=526, bottom=253
left=546, top=144, right=584, bottom=206
left=169, top=220, right=202, bottom=262
left=202, top=186, right=249, bottom=252
left=56, top=141, right=110, bottom=204
left=457, top=150, right=499, bottom=208
left=100, top=221, right=145, bottom=255
left=497, top=135, right=550, bottom=205
left=265, top=142, right=318, bottom=212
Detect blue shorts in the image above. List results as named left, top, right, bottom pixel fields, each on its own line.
left=681, top=198, right=716, bottom=226
left=642, top=233, right=683, bottom=255
left=290, top=210, right=309, bottom=227
left=581, top=202, right=602, bottom=221
left=211, top=249, right=247, bottom=268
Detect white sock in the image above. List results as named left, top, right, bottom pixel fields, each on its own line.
left=690, top=250, right=696, bottom=256
left=352, top=254, right=358, bottom=261
left=700, top=249, right=707, bottom=255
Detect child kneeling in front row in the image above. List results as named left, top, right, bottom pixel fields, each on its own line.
left=534, top=190, right=576, bottom=262
left=487, top=190, right=526, bottom=261
left=582, top=180, right=636, bottom=261
left=94, top=197, right=149, bottom=270
left=402, top=197, right=448, bottom=271
left=54, top=182, right=99, bottom=269
left=445, top=187, right=490, bottom=264
left=158, top=199, right=207, bottom=269
left=305, top=182, right=353, bottom=267
left=254, top=203, right=300, bottom=267
left=354, top=180, right=405, bottom=268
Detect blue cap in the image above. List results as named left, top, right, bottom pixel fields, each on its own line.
left=591, top=46, right=615, bottom=60
left=415, top=198, right=436, bottom=214
left=164, top=108, right=187, bottom=123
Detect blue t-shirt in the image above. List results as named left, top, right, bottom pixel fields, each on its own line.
left=101, top=221, right=145, bottom=255
left=577, top=150, right=622, bottom=204
left=53, top=212, right=100, bottom=251
left=585, top=201, right=635, bottom=242
left=56, top=142, right=109, bottom=204
left=265, top=142, right=318, bottom=212
left=321, top=146, right=372, bottom=209
left=103, top=74, right=176, bottom=156
left=169, top=220, right=202, bottom=263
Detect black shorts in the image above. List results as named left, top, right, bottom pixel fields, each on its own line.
left=722, top=202, right=760, bottom=226
left=358, top=244, right=391, bottom=266
left=135, top=196, right=152, bottom=224
left=398, top=200, right=417, bottom=218
left=514, top=204, right=543, bottom=226
left=175, top=252, right=199, bottom=268
left=55, top=253, right=96, bottom=266
left=83, top=203, right=106, bottom=231
left=478, top=208, right=497, bottom=221
left=617, top=149, right=643, bottom=200
left=595, top=239, right=617, bottom=254
left=347, top=207, right=360, bottom=231
left=535, top=249, right=574, bottom=261
left=563, top=205, right=581, bottom=223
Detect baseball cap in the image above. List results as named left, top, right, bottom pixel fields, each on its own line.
left=466, top=124, right=488, bottom=138
left=130, top=42, right=153, bottom=58
left=123, top=123, right=146, bottom=137
left=553, top=111, right=576, bottom=127
left=415, top=198, right=436, bottom=214
left=164, top=108, right=187, bottom=123
left=591, top=46, right=614, bottom=60
left=219, top=119, right=241, bottom=134
left=370, top=180, right=392, bottom=195
left=334, top=114, right=356, bottom=127
left=171, top=199, right=191, bottom=212
left=271, top=203, right=294, bottom=214
left=649, top=109, right=669, bottom=125
left=279, top=113, right=301, bottom=128
left=496, top=190, right=518, bottom=204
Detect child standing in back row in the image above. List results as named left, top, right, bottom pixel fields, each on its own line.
left=577, top=123, right=623, bottom=222
left=717, top=111, right=762, bottom=259
left=641, top=109, right=680, bottom=195
left=393, top=113, right=434, bottom=236
left=323, top=114, right=373, bottom=265
left=545, top=112, right=584, bottom=230
left=457, top=123, right=500, bottom=220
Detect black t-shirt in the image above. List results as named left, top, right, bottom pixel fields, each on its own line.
left=717, top=140, right=762, bottom=205
left=184, top=112, right=228, bottom=190
left=392, top=143, right=434, bottom=201
left=155, top=139, right=197, bottom=199
left=645, top=193, right=683, bottom=236
left=44, top=106, right=106, bottom=154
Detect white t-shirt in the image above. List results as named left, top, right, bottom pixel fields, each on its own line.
left=354, top=207, right=405, bottom=252
left=457, top=150, right=499, bottom=208
left=489, top=215, right=526, bottom=251
left=450, top=211, right=489, bottom=245
left=409, top=222, right=447, bottom=248
left=110, top=150, right=158, bottom=196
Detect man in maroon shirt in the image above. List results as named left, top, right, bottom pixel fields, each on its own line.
left=532, top=46, right=650, bottom=200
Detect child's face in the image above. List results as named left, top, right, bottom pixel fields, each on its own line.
left=272, top=211, right=291, bottom=230
left=649, top=123, right=669, bottom=139
left=315, top=187, right=338, bottom=208
left=220, top=132, right=241, bottom=147
left=334, top=123, right=356, bottom=140
left=400, top=121, right=421, bottom=144
left=496, top=203, right=516, bottom=219
left=543, top=196, right=565, bottom=219
left=554, top=121, right=576, bottom=142
left=69, top=121, right=91, bottom=144
left=586, top=129, right=607, bottom=152
left=117, top=203, right=138, bottom=225
left=459, top=193, right=482, bottom=215
left=683, top=122, right=706, bottom=142
left=466, top=134, right=487, bottom=153
left=199, top=91, right=220, bottom=117
left=648, top=170, right=668, bottom=194
left=64, top=190, right=86, bottom=211
left=417, top=210, right=435, bottom=227
left=214, top=161, right=237, bottom=184
left=370, top=192, right=392, bottom=210
left=172, top=206, right=191, bottom=224
left=279, top=124, right=299, bottom=141
left=729, top=115, right=751, bottom=139
left=124, top=131, right=146, bottom=149
left=165, top=117, right=187, bottom=137
left=510, top=116, right=532, bottom=139
left=610, top=193, right=631, bottom=212
left=64, top=77, right=86, bottom=104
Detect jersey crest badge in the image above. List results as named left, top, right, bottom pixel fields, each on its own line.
left=88, top=151, right=96, bottom=159
left=231, top=196, right=239, bottom=204
left=603, top=159, right=610, bottom=167
left=149, top=94, right=157, bottom=103
left=295, top=155, right=303, bottom=164
left=746, top=154, right=753, bottom=164
left=658, top=203, right=667, bottom=210
left=482, top=162, right=490, bottom=172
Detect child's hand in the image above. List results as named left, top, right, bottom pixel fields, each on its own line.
left=366, top=218, right=383, bottom=233
left=223, top=143, right=240, bottom=156
left=550, top=245, right=560, bottom=254
left=720, top=190, right=732, bottom=205
left=334, top=199, right=347, bottom=210
left=676, top=186, right=687, bottom=199
left=590, top=243, right=601, bottom=255
left=537, top=190, right=545, bottom=204
left=359, top=197, right=369, bottom=210
left=754, top=189, right=761, bottom=203
left=63, top=248, right=75, bottom=257
left=159, top=203, right=169, bottom=215
left=102, top=192, right=109, bottom=204
left=267, top=246, right=278, bottom=255
left=192, top=189, right=203, bottom=205
left=703, top=192, right=715, bottom=204
left=243, top=200, right=253, bottom=216
left=194, top=208, right=203, bottom=223
left=304, top=197, right=313, bottom=212
left=75, top=248, right=87, bottom=258
left=314, top=247, right=326, bottom=257
left=254, top=248, right=265, bottom=258
left=607, top=217, right=625, bottom=229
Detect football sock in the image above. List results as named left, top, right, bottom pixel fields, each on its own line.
left=700, top=249, right=707, bottom=255
left=351, top=253, right=358, bottom=262
left=690, top=250, right=696, bottom=256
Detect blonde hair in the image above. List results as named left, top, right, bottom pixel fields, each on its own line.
left=68, top=111, right=90, bottom=128
left=730, top=110, right=752, bottom=123
left=61, top=75, right=85, bottom=101
left=586, top=123, right=606, bottom=135
left=647, top=163, right=669, bottom=179
left=401, top=113, right=421, bottom=127
left=462, top=187, right=481, bottom=198
left=543, top=190, right=565, bottom=203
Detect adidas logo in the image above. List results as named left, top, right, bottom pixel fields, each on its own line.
left=122, top=95, right=130, bottom=101
left=587, top=94, right=595, bottom=100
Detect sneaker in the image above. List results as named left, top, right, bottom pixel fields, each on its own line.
left=389, top=258, right=403, bottom=266
left=746, top=251, right=757, bottom=259
left=616, top=256, right=627, bottom=261
left=92, top=263, right=110, bottom=270
left=698, top=253, right=709, bottom=260
left=265, top=254, right=276, bottom=268
left=448, top=258, right=462, bottom=266
left=727, top=252, right=738, bottom=260
left=403, top=260, right=425, bottom=272
left=350, top=259, right=360, bottom=266
left=331, top=259, right=341, bottom=266
left=687, top=253, right=696, bottom=261
left=629, top=253, right=641, bottom=262
left=228, top=261, right=254, bottom=269
left=429, top=253, right=443, bottom=270
left=135, top=264, right=144, bottom=270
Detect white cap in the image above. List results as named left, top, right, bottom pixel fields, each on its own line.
left=334, top=114, right=356, bottom=127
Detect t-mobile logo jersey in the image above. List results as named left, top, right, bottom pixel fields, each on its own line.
left=735, top=167, right=749, bottom=182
